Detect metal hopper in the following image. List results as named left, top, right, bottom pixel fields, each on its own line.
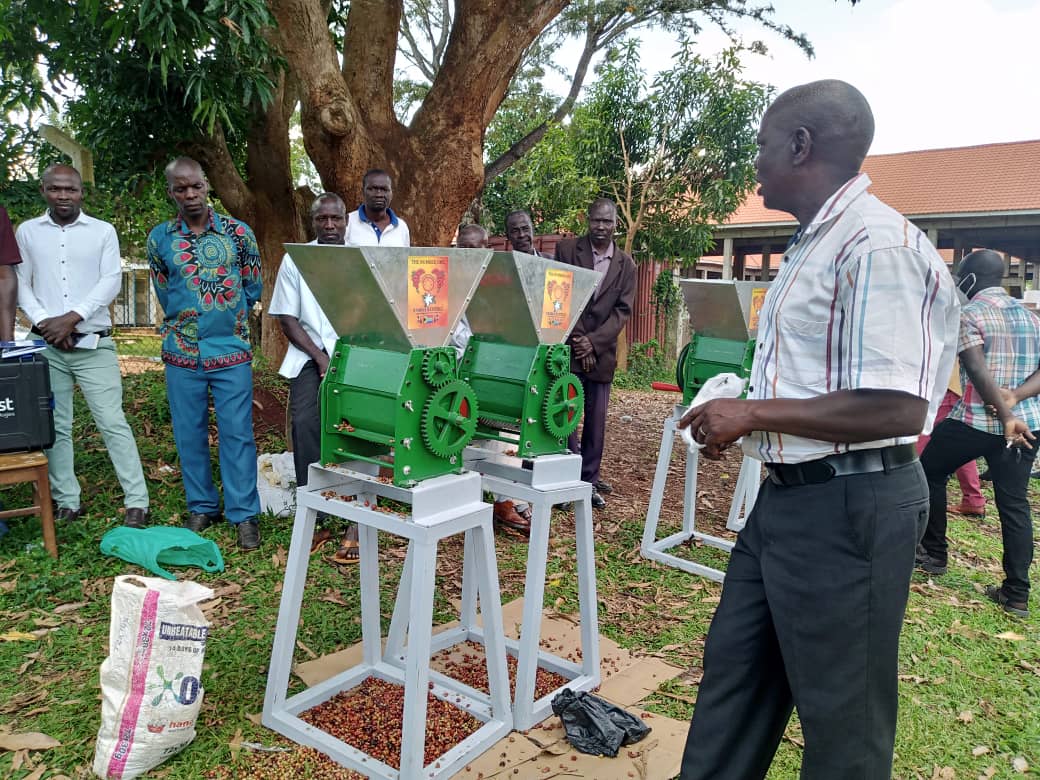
left=458, top=251, right=602, bottom=457
left=287, top=244, right=493, bottom=351
left=674, top=278, right=771, bottom=404
left=286, top=245, right=496, bottom=486
left=464, top=250, right=601, bottom=345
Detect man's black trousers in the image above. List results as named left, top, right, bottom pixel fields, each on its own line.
left=289, top=359, right=322, bottom=488
left=920, top=418, right=1036, bottom=603
left=680, top=460, right=928, bottom=780
left=567, top=372, right=611, bottom=484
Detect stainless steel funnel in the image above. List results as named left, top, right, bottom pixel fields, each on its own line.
left=464, top=251, right=602, bottom=346
left=286, top=244, right=494, bottom=351
left=679, top=279, right=771, bottom=341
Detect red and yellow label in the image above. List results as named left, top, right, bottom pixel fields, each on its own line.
left=408, top=256, right=449, bottom=329
left=747, top=286, right=767, bottom=332
left=540, top=269, right=573, bottom=330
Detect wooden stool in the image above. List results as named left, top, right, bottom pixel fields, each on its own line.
left=0, top=451, right=57, bottom=558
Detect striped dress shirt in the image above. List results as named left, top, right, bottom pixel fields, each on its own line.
left=743, top=173, right=960, bottom=464
left=948, top=287, right=1040, bottom=434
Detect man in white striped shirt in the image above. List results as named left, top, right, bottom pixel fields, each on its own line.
left=678, top=81, right=959, bottom=779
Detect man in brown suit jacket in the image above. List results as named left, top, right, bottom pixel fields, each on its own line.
left=554, top=198, right=637, bottom=508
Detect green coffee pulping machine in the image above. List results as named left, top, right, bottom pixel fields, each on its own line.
left=287, top=244, right=492, bottom=486
left=673, top=279, right=770, bottom=404
left=458, top=251, right=601, bottom=457
left=642, top=277, right=772, bottom=583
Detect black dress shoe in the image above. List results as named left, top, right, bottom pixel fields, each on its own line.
left=915, top=554, right=947, bottom=575
left=124, top=507, right=150, bottom=528
left=590, top=490, right=607, bottom=510
left=56, top=507, right=82, bottom=522
left=593, top=480, right=613, bottom=495
left=236, top=519, right=261, bottom=550
left=184, top=511, right=221, bottom=532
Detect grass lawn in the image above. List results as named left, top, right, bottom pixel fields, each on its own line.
left=0, top=370, right=1037, bottom=779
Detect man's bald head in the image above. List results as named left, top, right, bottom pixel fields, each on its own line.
left=164, top=156, right=205, bottom=186
left=766, top=79, right=875, bottom=175
left=958, top=249, right=1005, bottom=296
left=457, top=223, right=489, bottom=249
left=41, top=163, right=82, bottom=186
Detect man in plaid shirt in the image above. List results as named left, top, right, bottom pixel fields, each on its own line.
left=918, top=249, right=1039, bottom=617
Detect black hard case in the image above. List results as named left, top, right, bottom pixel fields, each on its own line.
left=0, top=354, right=55, bottom=452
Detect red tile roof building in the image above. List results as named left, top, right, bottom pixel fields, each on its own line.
left=704, top=140, right=1040, bottom=291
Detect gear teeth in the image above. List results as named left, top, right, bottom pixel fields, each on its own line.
left=545, top=344, right=570, bottom=378
left=542, top=373, right=584, bottom=438
left=421, top=347, right=456, bottom=387
left=421, top=381, right=478, bottom=458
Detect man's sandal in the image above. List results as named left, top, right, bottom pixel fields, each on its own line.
left=327, top=527, right=361, bottom=566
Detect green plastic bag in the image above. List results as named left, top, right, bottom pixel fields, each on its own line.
left=100, top=526, right=225, bottom=580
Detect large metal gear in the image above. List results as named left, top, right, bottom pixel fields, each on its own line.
left=421, top=347, right=457, bottom=387
left=421, top=381, right=478, bottom=458
left=542, top=373, right=584, bottom=439
left=545, top=343, right=570, bottom=378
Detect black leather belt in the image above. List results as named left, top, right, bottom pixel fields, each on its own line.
left=765, top=443, right=918, bottom=487
left=32, top=327, right=112, bottom=339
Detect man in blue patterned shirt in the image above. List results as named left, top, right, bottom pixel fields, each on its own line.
left=918, top=249, right=1039, bottom=617
left=147, top=157, right=263, bottom=550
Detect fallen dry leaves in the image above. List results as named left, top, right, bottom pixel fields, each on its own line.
left=993, top=630, right=1026, bottom=641
left=0, top=732, right=61, bottom=751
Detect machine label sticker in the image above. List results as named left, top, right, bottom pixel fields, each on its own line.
left=540, top=269, right=573, bottom=329
left=747, top=287, right=767, bottom=332
left=408, top=255, right=449, bottom=328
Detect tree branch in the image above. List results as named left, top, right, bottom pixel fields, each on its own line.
left=482, top=25, right=597, bottom=185
left=434, top=0, right=451, bottom=67
left=270, top=0, right=359, bottom=138
left=415, top=0, right=566, bottom=139
left=342, top=0, right=404, bottom=132
left=399, top=15, right=437, bottom=81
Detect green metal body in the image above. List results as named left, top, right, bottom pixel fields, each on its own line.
left=320, top=342, right=477, bottom=486
left=675, top=333, right=756, bottom=405
left=458, top=338, right=583, bottom=457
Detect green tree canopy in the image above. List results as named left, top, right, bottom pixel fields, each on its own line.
left=1, top=0, right=832, bottom=358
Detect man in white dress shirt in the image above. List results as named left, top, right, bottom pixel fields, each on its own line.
left=268, top=193, right=343, bottom=490
left=269, top=192, right=364, bottom=562
left=15, top=164, right=149, bottom=527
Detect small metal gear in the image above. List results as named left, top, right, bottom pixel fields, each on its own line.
left=545, top=343, right=570, bottom=378
left=421, top=381, right=478, bottom=458
left=542, top=373, right=584, bottom=439
left=421, top=347, right=456, bottom=387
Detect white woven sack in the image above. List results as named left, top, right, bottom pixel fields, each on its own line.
left=92, top=575, right=213, bottom=779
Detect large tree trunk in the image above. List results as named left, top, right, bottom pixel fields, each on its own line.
left=274, top=0, right=567, bottom=246
left=189, top=0, right=568, bottom=362
left=191, top=73, right=305, bottom=365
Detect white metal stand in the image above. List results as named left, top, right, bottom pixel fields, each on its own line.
left=641, top=405, right=762, bottom=582
left=262, top=464, right=513, bottom=780
left=384, top=446, right=600, bottom=730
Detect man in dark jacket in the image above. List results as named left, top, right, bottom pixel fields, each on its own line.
left=554, top=198, right=636, bottom=508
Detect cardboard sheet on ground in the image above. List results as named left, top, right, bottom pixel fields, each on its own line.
left=292, top=598, right=689, bottom=779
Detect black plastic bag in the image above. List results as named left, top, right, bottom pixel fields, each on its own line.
left=550, top=688, right=652, bottom=757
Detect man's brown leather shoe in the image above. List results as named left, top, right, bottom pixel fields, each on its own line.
left=124, top=508, right=150, bottom=528
left=493, top=500, right=531, bottom=537
left=56, top=507, right=82, bottom=522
